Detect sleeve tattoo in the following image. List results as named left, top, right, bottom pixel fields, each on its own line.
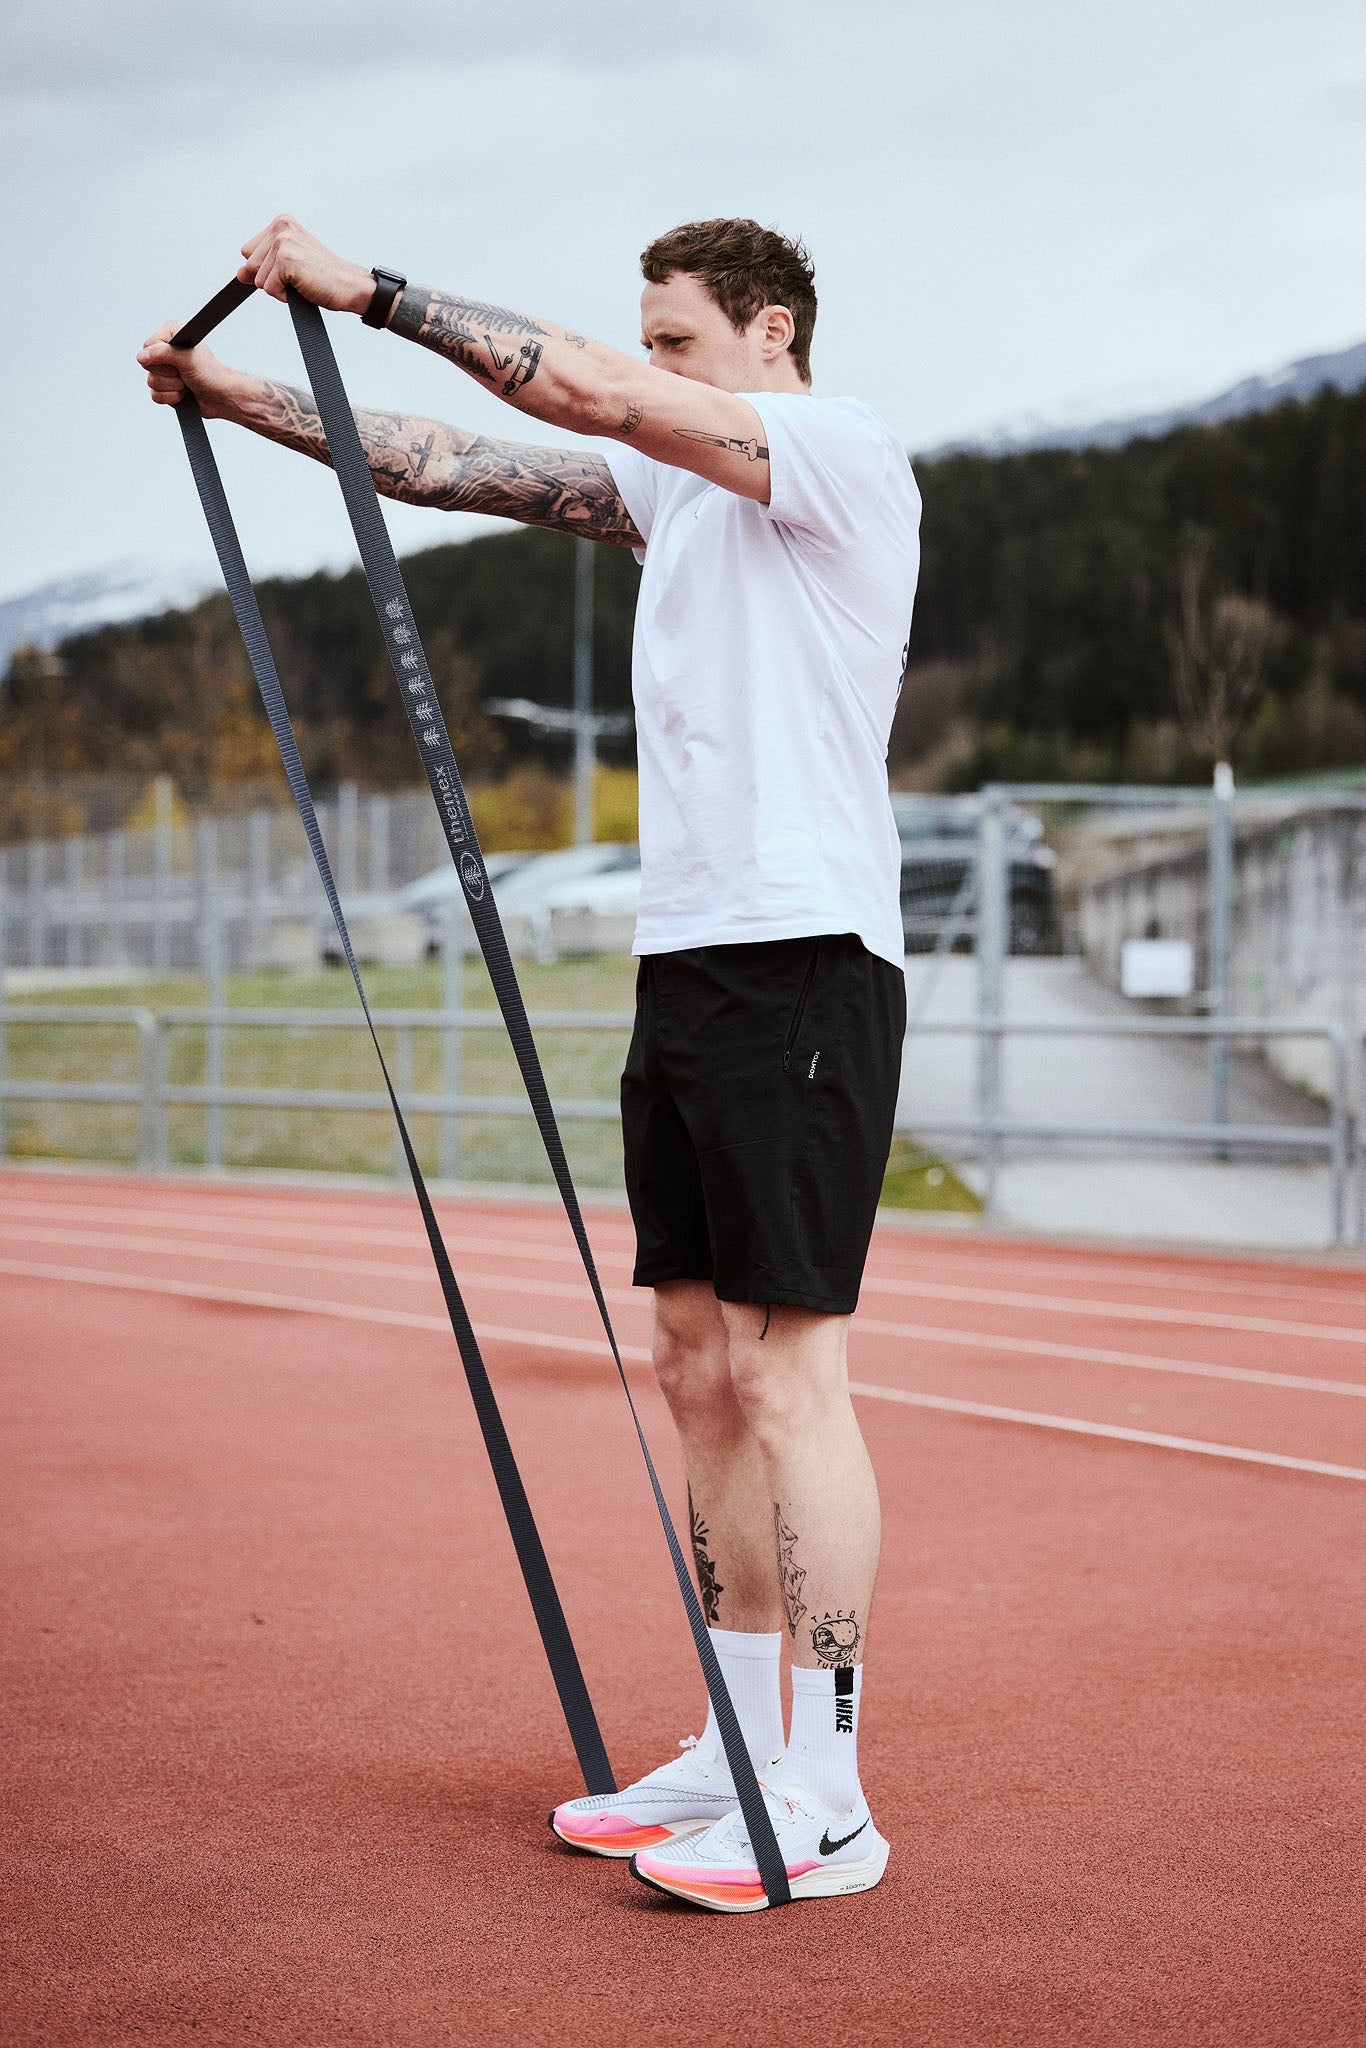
left=240, top=380, right=641, bottom=546
left=390, top=286, right=548, bottom=398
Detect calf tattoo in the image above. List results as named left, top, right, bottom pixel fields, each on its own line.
left=773, top=1505, right=808, bottom=1637
left=688, top=1491, right=724, bottom=1626
left=811, top=1611, right=862, bottom=1667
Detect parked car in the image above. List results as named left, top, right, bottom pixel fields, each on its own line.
left=890, top=794, right=1058, bottom=954
left=399, top=850, right=531, bottom=957
left=533, top=851, right=642, bottom=920
left=486, top=842, right=639, bottom=921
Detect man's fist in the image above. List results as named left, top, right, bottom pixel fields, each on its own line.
left=137, top=321, right=236, bottom=414
left=237, top=214, right=373, bottom=314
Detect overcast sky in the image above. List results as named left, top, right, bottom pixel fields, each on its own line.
left=3, top=0, right=1363, bottom=602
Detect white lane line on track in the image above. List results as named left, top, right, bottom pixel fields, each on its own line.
left=5, top=1194, right=1363, bottom=1342
left=0, top=1256, right=653, bottom=1362
left=854, top=1316, right=1366, bottom=1398
left=8, top=1187, right=1366, bottom=1330
left=868, top=1248, right=1366, bottom=1315
left=0, top=1195, right=637, bottom=1268
left=10, top=1187, right=1366, bottom=1310
left=0, top=1221, right=643, bottom=1305
left=11, top=1184, right=1366, bottom=1309
left=3, top=1256, right=1363, bottom=1484
left=4, top=1233, right=1364, bottom=1399
left=848, top=1382, right=1366, bottom=1484
left=859, top=1276, right=1366, bottom=1347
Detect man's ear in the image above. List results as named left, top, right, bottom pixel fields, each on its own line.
left=760, top=304, right=796, bottom=362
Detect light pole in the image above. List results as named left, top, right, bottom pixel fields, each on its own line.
left=488, top=538, right=632, bottom=844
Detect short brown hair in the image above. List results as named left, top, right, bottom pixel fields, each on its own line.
left=640, top=218, right=817, bottom=384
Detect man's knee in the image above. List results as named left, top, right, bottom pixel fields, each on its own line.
left=651, top=1282, right=732, bottom=1424
left=723, top=1304, right=847, bottom=1447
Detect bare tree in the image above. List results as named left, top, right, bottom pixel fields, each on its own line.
left=1167, top=536, right=1285, bottom=768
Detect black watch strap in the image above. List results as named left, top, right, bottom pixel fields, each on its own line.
left=363, top=267, right=407, bottom=329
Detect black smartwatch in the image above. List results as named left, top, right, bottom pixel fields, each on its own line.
left=363, top=267, right=407, bottom=329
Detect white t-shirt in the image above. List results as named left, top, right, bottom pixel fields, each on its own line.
left=604, top=390, right=920, bottom=969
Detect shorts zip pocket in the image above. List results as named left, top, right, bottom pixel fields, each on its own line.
left=782, top=940, right=821, bottom=1072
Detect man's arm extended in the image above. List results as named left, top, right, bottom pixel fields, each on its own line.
left=135, top=331, right=642, bottom=546
left=225, top=374, right=641, bottom=543
left=384, top=282, right=772, bottom=501
left=227, top=216, right=775, bottom=502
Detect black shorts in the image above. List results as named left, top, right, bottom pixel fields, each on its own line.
left=620, top=934, right=906, bottom=1316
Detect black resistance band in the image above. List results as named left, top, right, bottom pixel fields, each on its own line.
left=170, top=283, right=790, bottom=1907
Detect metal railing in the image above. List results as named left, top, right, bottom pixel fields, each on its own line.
left=0, top=1004, right=630, bottom=1184
left=0, top=1005, right=1361, bottom=1246
left=896, top=1015, right=1353, bottom=1243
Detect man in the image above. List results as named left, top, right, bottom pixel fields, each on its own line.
left=139, top=214, right=920, bottom=1913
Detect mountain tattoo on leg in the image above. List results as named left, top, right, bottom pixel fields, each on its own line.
left=773, top=1504, right=808, bottom=1637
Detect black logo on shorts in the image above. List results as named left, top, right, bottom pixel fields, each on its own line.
left=459, top=851, right=485, bottom=901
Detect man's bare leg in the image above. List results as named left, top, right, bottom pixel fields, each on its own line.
left=717, top=1301, right=880, bottom=1669
left=651, top=1285, right=879, bottom=1805
left=651, top=1281, right=782, bottom=1633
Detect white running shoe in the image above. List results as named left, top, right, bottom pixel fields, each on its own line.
left=549, top=1736, right=742, bottom=1858
left=628, top=1765, right=888, bottom=1912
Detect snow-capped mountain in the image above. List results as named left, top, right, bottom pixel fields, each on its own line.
left=0, top=561, right=214, bottom=676
left=919, top=339, right=1366, bottom=460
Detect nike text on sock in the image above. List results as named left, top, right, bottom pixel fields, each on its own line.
left=699, top=1626, right=786, bottom=1772
left=786, top=1662, right=863, bottom=1814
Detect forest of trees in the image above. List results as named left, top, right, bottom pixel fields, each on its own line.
left=3, top=380, right=1363, bottom=837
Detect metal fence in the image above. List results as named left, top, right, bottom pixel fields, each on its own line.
left=0, top=778, right=452, bottom=975
left=2, top=1003, right=1363, bottom=1245
left=4, top=773, right=1366, bottom=1246
left=0, top=1003, right=630, bottom=1187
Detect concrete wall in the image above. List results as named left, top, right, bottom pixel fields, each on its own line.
left=1078, top=802, right=1366, bottom=1104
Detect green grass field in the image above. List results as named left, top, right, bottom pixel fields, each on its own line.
left=3, top=958, right=981, bottom=1212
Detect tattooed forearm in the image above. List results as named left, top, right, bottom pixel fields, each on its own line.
left=237, top=378, right=332, bottom=463
left=225, top=378, right=640, bottom=545
left=616, top=400, right=642, bottom=436
left=424, top=442, right=641, bottom=544
left=688, top=1490, right=725, bottom=1627
left=810, top=1611, right=862, bottom=1667
left=390, top=286, right=551, bottom=397
left=674, top=427, right=769, bottom=462
left=773, top=1505, right=808, bottom=1638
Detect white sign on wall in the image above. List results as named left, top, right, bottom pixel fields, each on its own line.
left=1121, top=938, right=1195, bottom=999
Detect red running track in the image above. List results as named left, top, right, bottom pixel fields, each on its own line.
left=3, top=1168, right=1364, bottom=2045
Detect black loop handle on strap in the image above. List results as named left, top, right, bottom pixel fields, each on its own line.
left=169, top=282, right=791, bottom=1907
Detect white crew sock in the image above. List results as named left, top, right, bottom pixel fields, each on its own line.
left=698, top=1627, right=786, bottom=1772
left=785, top=1663, right=863, bottom=1814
